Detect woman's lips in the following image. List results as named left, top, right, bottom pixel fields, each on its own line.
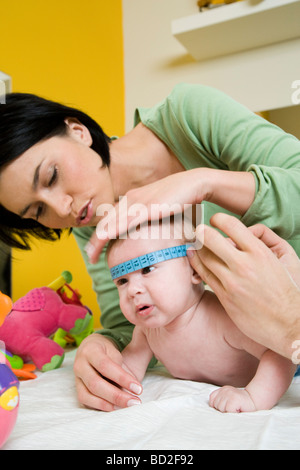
left=77, top=201, right=93, bottom=226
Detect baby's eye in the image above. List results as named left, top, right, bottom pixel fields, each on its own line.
left=116, top=277, right=128, bottom=287
left=141, top=266, right=155, bottom=275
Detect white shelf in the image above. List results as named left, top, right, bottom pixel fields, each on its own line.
left=172, top=0, right=300, bottom=61
left=0, top=71, right=12, bottom=94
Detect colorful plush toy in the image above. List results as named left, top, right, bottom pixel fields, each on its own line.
left=0, top=349, right=19, bottom=448
left=0, top=272, right=93, bottom=372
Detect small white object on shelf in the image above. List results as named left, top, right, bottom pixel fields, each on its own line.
left=0, top=71, right=12, bottom=101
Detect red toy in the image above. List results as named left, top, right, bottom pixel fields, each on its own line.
left=0, top=272, right=93, bottom=371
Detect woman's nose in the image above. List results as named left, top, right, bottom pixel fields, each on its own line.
left=41, top=190, right=73, bottom=218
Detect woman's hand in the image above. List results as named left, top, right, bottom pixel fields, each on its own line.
left=248, top=223, right=300, bottom=288
left=73, top=334, right=142, bottom=411
left=86, top=169, right=209, bottom=263
left=86, top=168, right=255, bottom=264
left=187, top=213, right=300, bottom=359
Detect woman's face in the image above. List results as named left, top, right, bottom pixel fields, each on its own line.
left=0, top=120, right=115, bottom=229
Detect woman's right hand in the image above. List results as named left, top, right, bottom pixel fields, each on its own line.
left=73, top=334, right=143, bottom=411
left=86, top=168, right=255, bottom=264
left=86, top=169, right=207, bottom=264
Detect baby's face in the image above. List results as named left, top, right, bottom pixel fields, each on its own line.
left=107, top=236, right=202, bottom=328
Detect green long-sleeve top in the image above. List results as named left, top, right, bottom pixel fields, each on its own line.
left=73, top=83, right=300, bottom=350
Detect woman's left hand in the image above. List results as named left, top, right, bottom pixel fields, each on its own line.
left=187, top=213, right=300, bottom=359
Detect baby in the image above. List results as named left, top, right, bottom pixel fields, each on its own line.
left=107, top=220, right=296, bottom=413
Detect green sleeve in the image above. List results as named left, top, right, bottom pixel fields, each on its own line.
left=135, top=83, right=300, bottom=243
left=72, top=226, right=134, bottom=351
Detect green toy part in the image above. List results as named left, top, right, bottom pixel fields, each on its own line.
left=42, top=354, right=65, bottom=372
left=69, top=312, right=93, bottom=336
left=53, top=315, right=94, bottom=348
left=5, top=354, right=24, bottom=370
left=61, top=271, right=72, bottom=284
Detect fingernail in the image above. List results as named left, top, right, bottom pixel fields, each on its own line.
left=84, top=242, right=95, bottom=259
left=130, top=383, right=142, bottom=395
left=186, top=248, right=195, bottom=258
left=127, top=399, right=141, bottom=407
left=96, top=227, right=108, bottom=240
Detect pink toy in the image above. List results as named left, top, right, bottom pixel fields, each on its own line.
left=0, top=351, right=19, bottom=448
left=0, top=272, right=92, bottom=371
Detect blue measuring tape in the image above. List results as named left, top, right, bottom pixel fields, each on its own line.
left=110, top=244, right=188, bottom=280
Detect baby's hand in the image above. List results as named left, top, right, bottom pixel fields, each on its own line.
left=209, top=386, right=256, bottom=413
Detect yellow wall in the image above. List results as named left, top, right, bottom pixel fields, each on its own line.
left=1, top=0, right=125, bottom=328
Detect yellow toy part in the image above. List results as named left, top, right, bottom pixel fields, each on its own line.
left=198, top=0, right=243, bottom=8
left=47, top=270, right=73, bottom=292
left=0, top=386, right=19, bottom=411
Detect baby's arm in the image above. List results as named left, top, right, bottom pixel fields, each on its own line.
left=210, top=349, right=296, bottom=413
left=210, top=325, right=296, bottom=413
left=245, top=349, right=296, bottom=410
left=121, top=327, right=154, bottom=384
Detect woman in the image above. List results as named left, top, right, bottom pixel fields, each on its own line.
left=0, top=83, right=300, bottom=411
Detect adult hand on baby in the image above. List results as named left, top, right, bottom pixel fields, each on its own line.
left=187, top=213, right=300, bottom=360
left=249, top=223, right=300, bottom=288
left=209, top=386, right=256, bottom=413
left=73, top=334, right=142, bottom=411
left=86, top=168, right=255, bottom=264
left=85, top=169, right=210, bottom=264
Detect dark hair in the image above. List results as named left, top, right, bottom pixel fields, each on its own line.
left=0, top=93, right=111, bottom=250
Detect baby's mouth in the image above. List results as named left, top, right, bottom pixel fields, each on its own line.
left=136, top=304, right=154, bottom=317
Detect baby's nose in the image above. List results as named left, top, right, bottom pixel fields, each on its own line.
left=127, top=275, right=145, bottom=297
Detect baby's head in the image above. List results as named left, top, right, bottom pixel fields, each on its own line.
left=107, top=217, right=204, bottom=328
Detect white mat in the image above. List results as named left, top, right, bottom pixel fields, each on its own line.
left=2, top=350, right=300, bottom=450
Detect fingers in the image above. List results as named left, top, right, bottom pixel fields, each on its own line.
left=74, top=358, right=142, bottom=412
left=85, top=201, right=127, bottom=264
left=73, top=336, right=143, bottom=412
left=209, top=386, right=256, bottom=413
left=187, top=247, right=224, bottom=294
left=195, top=222, right=240, bottom=269
left=85, top=232, right=108, bottom=265
left=248, top=223, right=295, bottom=258
left=209, top=213, right=260, bottom=253
left=86, top=197, right=149, bottom=264
left=75, top=370, right=142, bottom=412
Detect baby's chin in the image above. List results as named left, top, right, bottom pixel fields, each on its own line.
left=134, top=315, right=170, bottom=329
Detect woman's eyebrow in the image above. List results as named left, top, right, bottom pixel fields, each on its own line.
left=32, top=162, right=42, bottom=191
left=19, top=163, right=42, bottom=217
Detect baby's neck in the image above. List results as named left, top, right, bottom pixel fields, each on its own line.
left=163, top=285, right=206, bottom=334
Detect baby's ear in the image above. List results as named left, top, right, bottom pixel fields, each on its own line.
left=191, top=269, right=202, bottom=285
